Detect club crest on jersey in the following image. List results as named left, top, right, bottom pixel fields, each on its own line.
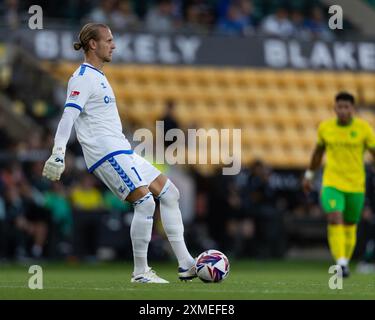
left=69, top=90, right=80, bottom=100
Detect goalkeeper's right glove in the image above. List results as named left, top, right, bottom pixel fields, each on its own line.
left=42, top=146, right=65, bottom=181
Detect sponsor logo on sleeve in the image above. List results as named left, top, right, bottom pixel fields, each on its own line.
left=104, top=95, right=115, bottom=104
left=69, top=90, right=80, bottom=100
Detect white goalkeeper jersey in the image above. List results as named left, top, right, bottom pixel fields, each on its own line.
left=64, top=63, right=132, bottom=172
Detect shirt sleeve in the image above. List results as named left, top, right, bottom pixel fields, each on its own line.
left=64, top=75, right=92, bottom=112
left=54, top=107, right=81, bottom=153
left=317, top=123, right=325, bottom=146
left=365, top=123, right=375, bottom=149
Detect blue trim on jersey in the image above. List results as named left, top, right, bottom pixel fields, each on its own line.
left=64, top=103, right=82, bottom=112
left=78, top=65, right=86, bottom=76
left=107, top=156, right=136, bottom=192
left=88, top=150, right=134, bottom=173
left=82, top=64, right=104, bottom=76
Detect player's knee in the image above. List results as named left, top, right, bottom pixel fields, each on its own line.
left=133, top=192, right=156, bottom=214
left=327, top=211, right=343, bottom=224
left=158, top=180, right=180, bottom=205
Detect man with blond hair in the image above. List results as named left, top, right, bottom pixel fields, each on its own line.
left=42, top=23, right=196, bottom=283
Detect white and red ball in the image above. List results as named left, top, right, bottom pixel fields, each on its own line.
left=195, top=249, right=230, bottom=283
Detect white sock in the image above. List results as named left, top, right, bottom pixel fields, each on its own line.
left=131, top=192, right=155, bottom=276
left=158, top=180, right=195, bottom=269
left=337, top=258, right=348, bottom=266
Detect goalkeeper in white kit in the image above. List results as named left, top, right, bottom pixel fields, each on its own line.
left=42, top=23, right=196, bottom=283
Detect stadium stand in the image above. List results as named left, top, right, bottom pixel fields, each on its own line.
left=42, top=62, right=375, bottom=168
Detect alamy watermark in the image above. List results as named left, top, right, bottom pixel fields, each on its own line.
left=328, top=5, right=343, bottom=30
left=28, top=265, right=43, bottom=289
left=28, top=5, right=43, bottom=29
left=328, top=265, right=343, bottom=290
left=133, top=121, right=242, bottom=175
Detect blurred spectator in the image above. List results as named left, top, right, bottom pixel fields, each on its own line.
left=304, top=6, right=334, bottom=41
left=26, top=161, right=50, bottom=192
left=189, top=171, right=218, bottom=253
left=16, top=131, right=49, bottom=163
left=216, top=0, right=231, bottom=19
left=239, top=0, right=256, bottom=35
left=261, top=7, right=294, bottom=37
left=356, top=205, right=375, bottom=273
left=290, top=9, right=310, bottom=40
left=181, top=3, right=210, bottom=34
left=18, top=182, right=50, bottom=258
left=62, top=0, right=95, bottom=24
left=161, top=99, right=180, bottom=148
left=0, top=0, right=353, bottom=40
left=225, top=169, right=256, bottom=258
left=216, top=1, right=254, bottom=36
left=104, top=189, right=131, bottom=213
left=359, top=207, right=375, bottom=261
left=100, top=190, right=133, bottom=260
left=4, top=0, right=20, bottom=30
left=0, top=111, right=13, bottom=150
left=1, top=162, right=25, bottom=191
left=85, top=0, right=117, bottom=26
left=145, top=0, right=176, bottom=33
left=1, top=168, right=51, bottom=259
left=43, top=182, right=73, bottom=257
left=70, top=173, right=106, bottom=261
left=198, top=3, right=216, bottom=31
left=356, top=166, right=375, bottom=272
left=203, top=161, right=283, bottom=259
left=111, top=0, right=140, bottom=31
left=70, top=173, right=104, bottom=209
left=246, top=160, right=285, bottom=258
left=2, top=186, right=26, bottom=259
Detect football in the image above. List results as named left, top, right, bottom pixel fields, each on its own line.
left=195, top=249, right=230, bottom=283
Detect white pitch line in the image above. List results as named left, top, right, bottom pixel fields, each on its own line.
left=0, top=285, right=375, bottom=297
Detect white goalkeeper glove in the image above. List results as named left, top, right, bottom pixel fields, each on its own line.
left=42, top=146, right=65, bottom=181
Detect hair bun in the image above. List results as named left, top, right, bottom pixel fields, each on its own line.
left=73, top=42, right=82, bottom=51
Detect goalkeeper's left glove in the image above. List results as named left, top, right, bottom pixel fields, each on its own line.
left=42, top=146, right=65, bottom=181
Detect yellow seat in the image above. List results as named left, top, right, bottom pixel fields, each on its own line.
left=294, top=71, right=318, bottom=88
left=362, top=87, right=375, bottom=105
left=357, top=73, right=375, bottom=90
left=336, top=72, right=357, bottom=91
left=254, top=69, right=280, bottom=88
left=278, top=71, right=299, bottom=88
left=314, top=71, right=337, bottom=89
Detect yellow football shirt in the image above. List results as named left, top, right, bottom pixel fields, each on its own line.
left=71, top=187, right=104, bottom=211
left=317, top=117, right=375, bottom=193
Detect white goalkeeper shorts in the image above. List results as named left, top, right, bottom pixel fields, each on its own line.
left=93, top=152, right=161, bottom=201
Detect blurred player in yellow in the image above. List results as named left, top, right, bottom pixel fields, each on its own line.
left=303, top=92, right=375, bottom=277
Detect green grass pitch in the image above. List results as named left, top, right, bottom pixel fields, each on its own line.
left=0, top=259, right=374, bottom=300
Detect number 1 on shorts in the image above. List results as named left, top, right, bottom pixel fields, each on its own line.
left=131, top=166, right=142, bottom=181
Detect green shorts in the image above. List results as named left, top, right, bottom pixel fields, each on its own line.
left=320, top=186, right=364, bottom=223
